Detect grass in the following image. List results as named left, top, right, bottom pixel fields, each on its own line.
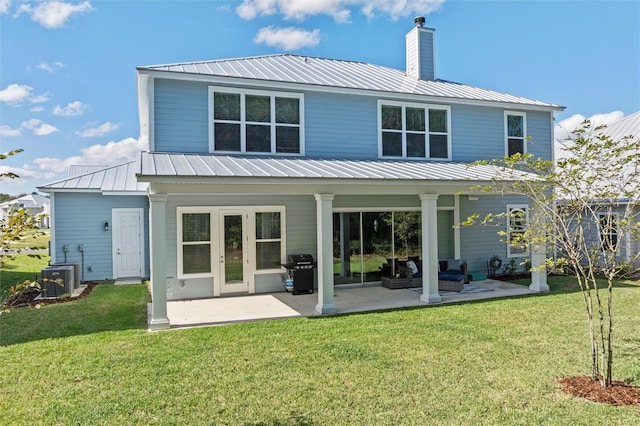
left=8, top=228, right=50, bottom=250
left=1, top=273, right=639, bottom=424
left=0, top=252, right=50, bottom=292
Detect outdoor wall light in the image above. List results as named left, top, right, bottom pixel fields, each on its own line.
left=104, top=220, right=109, bottom=231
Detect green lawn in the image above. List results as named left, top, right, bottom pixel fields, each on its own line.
left=0, top=252, right=50, bottom=292
left=0, top=274, right=639, bottom=424
left=7, top=228, right=50, bottom=250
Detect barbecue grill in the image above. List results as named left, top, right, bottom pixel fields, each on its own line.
left=282, top=254, right=316, bottom=295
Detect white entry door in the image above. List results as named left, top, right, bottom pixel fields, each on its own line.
left=219, top=210, right=248, bottom=294
left=112, top=208, right=144, bottom=279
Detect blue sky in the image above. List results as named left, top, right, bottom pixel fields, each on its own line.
left=1, top=0, right=639, bottom=196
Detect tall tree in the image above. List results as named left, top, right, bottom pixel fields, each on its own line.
left=464, top=120, right=639, bottom=387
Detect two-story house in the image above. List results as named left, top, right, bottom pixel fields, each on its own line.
left=40, top=18, right=563, bottom=330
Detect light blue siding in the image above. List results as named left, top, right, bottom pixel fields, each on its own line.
left=451, top=105, right=505, bottom=161
left=154, top=79, right=209, bottom=153
left=526, top=110, right=553, bottom=159
left=452, top=106, right=553, bottom=162
left=151, top=78, right=555, bottom=163
left=458, top=194, right=531, bottom=273
left=53, top=193, right=149, bottom=281
left=437, top=210, right=454, bottom=259
left=303, top=92, right=379, bottom=158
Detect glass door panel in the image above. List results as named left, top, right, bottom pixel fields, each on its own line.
left=332, top=212, right=362, bottom=285
left=362, top=212, right=392, bottom=282
left=393, top=211, right=422, bottom=260
left=220, top=212, right=247, bottom=294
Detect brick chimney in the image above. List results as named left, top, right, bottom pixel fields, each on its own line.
left=406, top=16, right=436, bottom=81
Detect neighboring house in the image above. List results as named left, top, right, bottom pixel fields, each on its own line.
left=39, top=18, right=564, bottom=329
left=557, top=111, right=640, bottom=270
left=0, top=193, right=50, bottom=228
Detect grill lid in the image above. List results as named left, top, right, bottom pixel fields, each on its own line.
left=288, top=254, right=314, bottom=265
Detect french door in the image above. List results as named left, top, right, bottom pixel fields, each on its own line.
left=219, top=210, right=248, bottom=294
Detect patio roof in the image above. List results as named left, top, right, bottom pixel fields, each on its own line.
left=137, top=152, right=538, bottom=185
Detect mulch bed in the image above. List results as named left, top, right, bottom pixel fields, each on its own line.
left=5, top=282, right=97, bottom=309
left=559, top=376, right=640, bottom=406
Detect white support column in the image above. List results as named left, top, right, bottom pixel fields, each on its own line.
left=529, top=208, right=549, bottom=292
left=420, top=194, right=441, bottom=303
left=148, top=193, right=170, bottom=330
left=314, top=193, right=336, bottom=314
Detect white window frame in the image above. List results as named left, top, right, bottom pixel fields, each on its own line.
left=177, top=207, right=214, bottom=279
left=504, top=111, right=527, bottom=157
left=378, top=100, right=451, bottom=160
left=208, top=86, right=305, bottom=155
left=506, top=204, right=529, bottom=258
left=252, top=207, right=287, bottom=274
left=177, top=206, right=286, bottom=279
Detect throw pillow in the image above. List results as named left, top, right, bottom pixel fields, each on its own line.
left=446, top=258, right=462, bottom=272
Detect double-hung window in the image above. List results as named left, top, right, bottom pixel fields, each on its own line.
left=210, top=87, right=303, bottom=154
left=505, top=111, right=526, bottom=157
left=379, top=101, right=450, bottom=159
left=507, top=205, right=529, bottom=257
left=178, top=210, right=212, bottom=277
left=255, top=211, right=283, bottom=270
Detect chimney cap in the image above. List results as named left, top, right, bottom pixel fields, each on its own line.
left=414, top=16, right=425, bottom=27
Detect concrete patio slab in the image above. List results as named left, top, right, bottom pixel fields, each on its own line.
left=160, top=279, right=535, bottom=330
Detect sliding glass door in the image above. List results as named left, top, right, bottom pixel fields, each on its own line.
left=333, top=211, right=421, bottom=285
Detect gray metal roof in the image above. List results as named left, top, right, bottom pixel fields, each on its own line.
left=598, top=111, right=640, bottom=141
left=39, top=161, right=148, bottom=193
left=139, top=54, right=563, bottom=110
left=138, top=152, right=536, bottom=183
left=68, top=164, right=110, bottom=178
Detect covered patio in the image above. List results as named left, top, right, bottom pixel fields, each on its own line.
left=160, top=279, right=535, bottom=329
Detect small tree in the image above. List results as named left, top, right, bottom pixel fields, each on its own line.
left=464, top=120, right=639, bottom=387
left=0, top=149, right=50, bottom=312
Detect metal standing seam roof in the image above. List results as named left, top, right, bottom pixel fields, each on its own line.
left=138, top=152, right=538, bottom=183
left=138, top=54, right=563, bottom=110
left=597, top=111, right=640, bottom=141
left=38, top=161, right=149, bottom=193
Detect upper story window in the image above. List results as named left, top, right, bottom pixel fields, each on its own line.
left=505, top=111, right=527, bottom=157
left=379, top=101, right=450, bottom=160
left=209, top=87, right=304, bottom=155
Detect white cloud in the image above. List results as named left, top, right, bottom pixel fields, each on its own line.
left=0, top=83, right=33, bottom=105
left=30, top=106, right=45, bottom=112
left=29, top=93, right=51, bottom=103
left=20, top=118, right=60, bottom=136
left=36, top=60, right=65, bottom=72
left=0, top=165, right=41, bottom=181
left=33, top=137, right=148, bottom=174
left=254, top=26, right=321, bottom=51
left=0, top=125, right=22, bottom=137
left=19, top=0, right=93, bottom=29
left=554, top=111, right=625, bottom=143
left=76, top=121, right=120, bottom=137
left=237, top=0, right=445, bottom=22
left=53, top=100, right=88, bottom=117
left=0, top=0, right=11, bottom=14
left=0, top=84, right=51, bottom=106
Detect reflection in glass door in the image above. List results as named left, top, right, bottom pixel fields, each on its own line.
left=221, top=212, right=247, bottom=294
left=333, top=211, right=422, bottom=285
